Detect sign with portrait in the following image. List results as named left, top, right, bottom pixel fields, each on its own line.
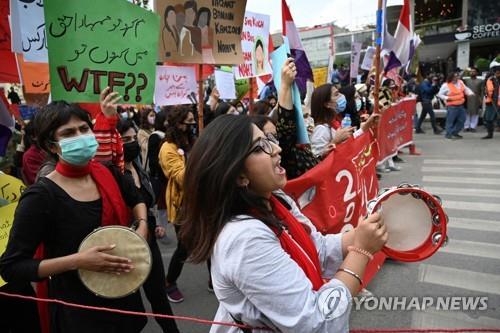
left=234, top=11, right=271, bottom=79
left=155, top=0, right=246, bottom=65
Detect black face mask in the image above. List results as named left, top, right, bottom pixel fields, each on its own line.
left=123, top=141, right=140, bottom=162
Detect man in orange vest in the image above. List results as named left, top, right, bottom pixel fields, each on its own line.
left=482, top=66, right=500, bottom=139
left=437, top=71, right=474, bottom=139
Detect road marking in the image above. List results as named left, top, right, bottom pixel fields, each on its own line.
left=412, top=308, right=500, bottom=328
left=449, top=217, right=500, bottom=233
left=439, top=239, right=500, bottom=260
left=422, top=166, right=500, bottom=175
left=443, top=200, right=500, bottom=213
left=424, top=159, right=500, bottom=166
left=418, top=265, right=500, bottom=295
left=423, top=175, right=500, bottom=186
left=423, top=186, right=500, bottom=199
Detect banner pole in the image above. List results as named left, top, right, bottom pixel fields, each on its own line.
left=197, top=64, right=204, bottom=131
left=373, top=0, right=383, bottom=115
left=248, top=77, right=254, bottom=114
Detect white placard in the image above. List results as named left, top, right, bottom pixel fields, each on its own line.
left=350, top=42, right=362, bottom=79
left=11, top=0, right=47, bottom=62
left=154, top=65, right=198, bottom=106
left=214, top=70, right=236, bottom=100
left=361, top=46, right=376, bottom=71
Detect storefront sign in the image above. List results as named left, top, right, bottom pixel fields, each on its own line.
left=455, top=23, right=500, bottom=41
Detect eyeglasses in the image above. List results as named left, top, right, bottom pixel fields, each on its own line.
left=246, top=133, right=279, bottom=157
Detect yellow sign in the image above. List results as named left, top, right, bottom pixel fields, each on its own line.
left=0, top=203, right=18, bottom=287
left=0, top=172, right=26, bottom=204
left=312, top=67, right=328, bottom=87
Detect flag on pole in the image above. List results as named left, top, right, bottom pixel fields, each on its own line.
left=282, top=0, right=313, bottom=95
left=383, top=0, right=414, bottom=72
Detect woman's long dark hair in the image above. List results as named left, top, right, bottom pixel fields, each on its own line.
left=178, top=115, right=280, bottom=263
left=165, top=105, right=195, bottom=152
left=311, top=83, right=335, bottom=125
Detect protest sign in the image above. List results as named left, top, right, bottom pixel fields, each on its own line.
left=10, top=0, right=48, bottom=62
left=377, top=98, right=415, bottom=163
left=44, top=0, right=159, bottom=103
left=350, top=42, right=362, bottom=79
left=155, top=0, right=246, bottom=65
left=234, top=11, right=271, bottom=79
left=8, top=0, right=22, bottom=52
left=312, top=67, right=328, bottom=87
left=235, top=78, right=249, bottom=100
left=16, top=53, right=50, bottom=94
left=284, top=131, right=384, bottom=285
left=154, top=65, right=198, bottom=106
left=214, top=69, right=235, bottom=100
left=271, top=39, right=309, bottom=144
left=361, top=46, right=376, bottom=71
left=0, top=202, right=17, bottom=287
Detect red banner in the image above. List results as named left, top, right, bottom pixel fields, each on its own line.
left=377, top=98, right=416, bottom=163
left=0, top=0, right=20, bottom=83
left=284, top=131, right=384, bottom=284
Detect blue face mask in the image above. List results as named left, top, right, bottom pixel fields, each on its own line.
left=355, top=98, right=362, bottom=111
left=120, top=112, right=129, bottom=120
left=58, top=134, right=98, bottom=166
left=336, top=94, right=347, bottom=113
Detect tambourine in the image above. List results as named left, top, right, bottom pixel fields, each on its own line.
left=78, top=226, right=152, bottom=298
left=367, top=183, right=448, bottom=262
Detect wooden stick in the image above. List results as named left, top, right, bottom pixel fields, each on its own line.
left=197, top=64, right=204, bottom=131
left=248, top=77, right=254, bottom=114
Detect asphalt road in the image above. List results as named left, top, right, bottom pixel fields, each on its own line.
left=144, top=123, right=500, bottom=333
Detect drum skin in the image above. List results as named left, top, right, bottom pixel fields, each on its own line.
left=78, top=226, right=152, bottom=298
left=368, top=186, right=448, bottom=262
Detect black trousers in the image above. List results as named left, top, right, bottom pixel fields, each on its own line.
left=417, top=100, right=439, bottom=131
left=143, top=229, right=180, bottom=333
left=0, top=282, right=41, bottom=332
left=166, top=225, right=211, bottom=285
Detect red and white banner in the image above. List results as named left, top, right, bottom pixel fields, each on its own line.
left=377, top=98, right=415, bottom=164
left=285, top=130, right=384, bottom=283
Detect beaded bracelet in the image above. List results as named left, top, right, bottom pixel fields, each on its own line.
left=337, top=267, right=363, bottom=286
left=347, top=246, right=374, bottom=261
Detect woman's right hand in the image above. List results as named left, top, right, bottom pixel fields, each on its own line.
left=333, top=126, right=355, bottom=144
left=353, top=212, right=388, bottom=254
left=76, top=244, right=133, bottom=274
left=281, top=58, right=297, bottom=86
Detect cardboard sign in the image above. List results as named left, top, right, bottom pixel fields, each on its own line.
left=16, top=53, right=50, bottom=93
left=154, top=65, right=198, bottom=106
left=361, top=46, right=376, bottom=71
left=214, top=69, right=235, bottom=100
left=350, top=42, right=362, bottom=79
left=234, top=11, right=271, bottom=79
left=0, top=202, right=17, bottom=287
left=44, top=0, right=159, bottom=103
left=312, top=67, right=328, bottom=87
left=155, top=0, right=246, bottom=65
left=10, top=0, right=48, bottom=62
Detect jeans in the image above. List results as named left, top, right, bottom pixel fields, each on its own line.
left=484, top=104, right=499, bottom=136
left=445, top=105, right=466, bottom=136
left=143, top=223, right=180, bottom=333
left=417, top=100, right=438, bottom=131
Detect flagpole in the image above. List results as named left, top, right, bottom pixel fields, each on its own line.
left=197, top=64, right=204, bottom=131
left=249, top=77, right=254, bottom=114
left=373, top=0, right=383, bottom=115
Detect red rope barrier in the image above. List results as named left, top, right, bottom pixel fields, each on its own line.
left=2, top=291, right=499, bottom=333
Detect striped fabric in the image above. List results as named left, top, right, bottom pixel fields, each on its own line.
left=93, top=112, right=124, bottom=172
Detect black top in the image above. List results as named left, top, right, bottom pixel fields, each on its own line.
left=0, top=177, right=146, bottom=333
left=146, top=132, right=165, bottom=179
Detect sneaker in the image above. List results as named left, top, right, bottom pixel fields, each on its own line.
left=481, top=135, right=493, bottom=140
left=166, top=284, right=184, bottom=303
left=470, top=128, right=477, bottom=133
left=388, top=165, right=401, bottom=171
left=433, top=129, right=443, bottom=135
left=452, top=134, right=463, bottom=139
left=393, top=156, right=405, bottom=163
left=445, top=135, right=453, bottom=140
left=415, top=128, right=425, bottom=134
left=464, top=128, right=470, bottom=132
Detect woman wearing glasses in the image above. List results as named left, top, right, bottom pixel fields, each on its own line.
left=178, top=114, right=388, bottom=332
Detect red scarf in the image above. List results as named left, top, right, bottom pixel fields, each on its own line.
left=36, top=160, right=130, bottom=333
left=270, top=195, right=324, bottom=291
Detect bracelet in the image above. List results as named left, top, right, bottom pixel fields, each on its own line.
left=131, top=218, right=147, bottom=230
left=337, top=267, right=363, bottom=286
left=347, top=246, right=374, bottom=261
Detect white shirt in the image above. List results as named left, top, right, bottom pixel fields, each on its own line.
left=210, top=191, right=352, bottom=333
left=437, top=80, right=474, bottom=101
left=310, top=124, right=363, bottom=158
